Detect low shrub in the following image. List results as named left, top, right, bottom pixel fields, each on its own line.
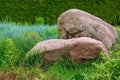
left=36, top=17, right=45, bottom=25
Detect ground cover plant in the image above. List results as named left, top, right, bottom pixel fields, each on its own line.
left=0, top=22, right=120, bottom=80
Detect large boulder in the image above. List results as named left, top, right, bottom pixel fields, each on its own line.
left=57, top=9, right=118, bottom=49
left=26, top=37, right=109, bottom=64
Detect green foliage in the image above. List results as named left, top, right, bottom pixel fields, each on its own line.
left=0, top=67, right=62, bottom=80
left=0, top=0, right=120, bottom=25
left=0, top=23, right=58, bottom=66
left=116, top=27, right=120, bottom=45
left=36, top=17, right=45, bottom=25
left=111, top=27, right=120, bottom=53
left=24, top=31, right=43, bottom=43
left=47, top=52, right=120, bottom=80
left=23, top=31, right=43, bottom=52
left=43, top=28, right=59, bottom=39
left=0, top=38, right=20, bottom=69
left=14, top=32, right=43, bottom=60
left=25, top=53, right=43, bottom=68
left=85, top=52, right=120, bottom=80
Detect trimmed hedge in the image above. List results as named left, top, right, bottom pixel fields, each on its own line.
left=0, top=0, right=120, bottom=25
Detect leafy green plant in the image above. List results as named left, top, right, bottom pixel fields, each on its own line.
left=43, top=28, right=59, bottom=39
left=24, top=53, right=43, bottom=68
left=36, top=17, right=45, bottom=25
left=24, top=31, right=43, bottom=42
left=23, top=31, right=43, bottom=51
left=88, top=52, right=120, bottom=80
left=0, top=38, right=20, bottom=69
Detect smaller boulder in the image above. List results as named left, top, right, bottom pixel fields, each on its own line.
left=26, top=37, right=109, bottom=64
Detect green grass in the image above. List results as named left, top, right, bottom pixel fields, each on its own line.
left=0, top=22, right=120, bottom=80
left=116, top=27, right=120, bottom=45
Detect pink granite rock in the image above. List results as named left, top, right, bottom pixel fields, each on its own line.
left=26, top=37, right=109, bottom=64
left=57, top=9, right=118, bottom=49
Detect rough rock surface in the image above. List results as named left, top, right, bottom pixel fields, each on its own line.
left=57, top=9, right=118, bottom=49
left=26, top=37, right=109, bottom=64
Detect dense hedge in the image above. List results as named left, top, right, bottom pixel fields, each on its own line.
left=0, top=0, right=120, bottom=25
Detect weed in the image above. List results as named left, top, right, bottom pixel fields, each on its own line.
left=0, top=38, right=20, bottom=70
